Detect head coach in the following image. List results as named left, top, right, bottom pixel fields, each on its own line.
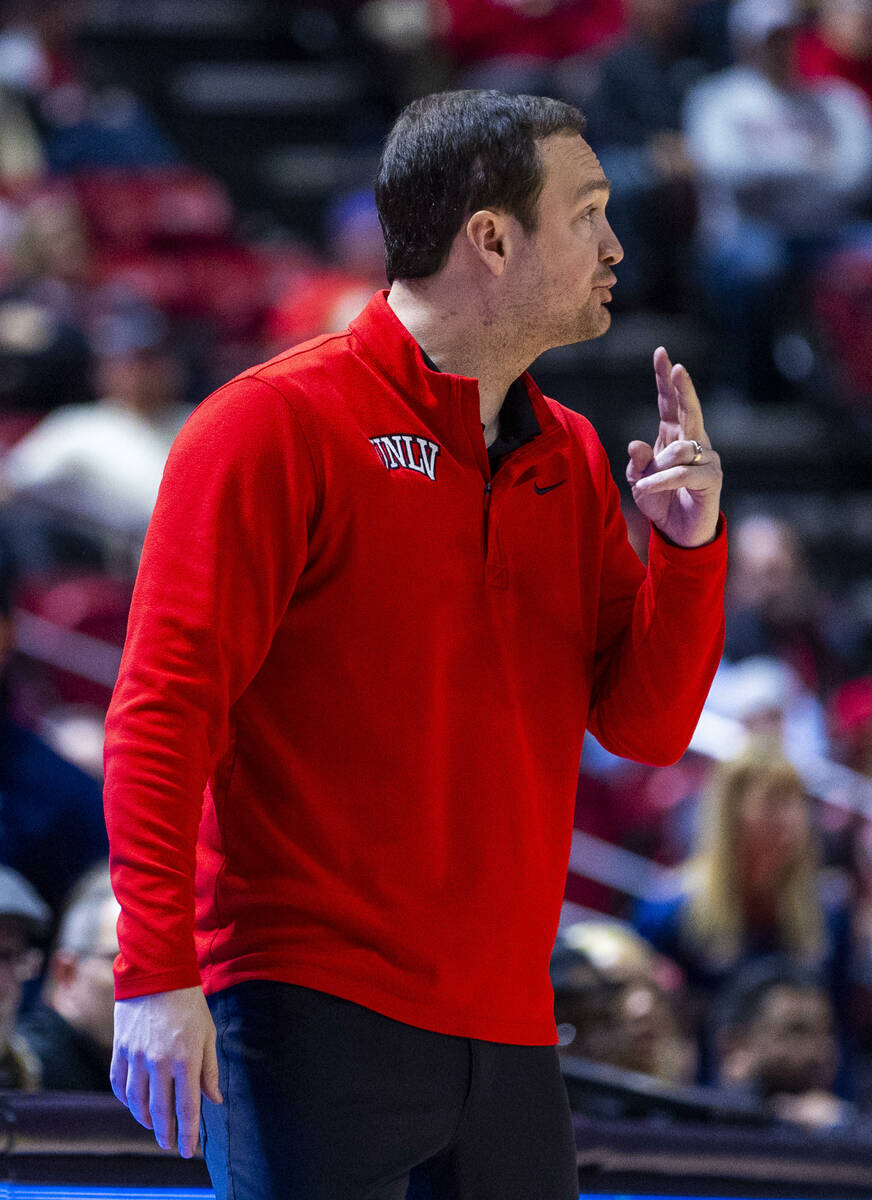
left=104, top=90, right=726, bottom=1200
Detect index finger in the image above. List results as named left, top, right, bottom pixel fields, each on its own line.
left=174, top=1062, right=202, bottom=1159
left=673, top=362, right=707, bottom=444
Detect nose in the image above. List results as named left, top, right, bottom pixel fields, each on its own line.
left=601, top=217, right=624, bottom=266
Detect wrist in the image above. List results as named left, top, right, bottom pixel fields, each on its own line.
left=654, top=515, right=722, bottom=549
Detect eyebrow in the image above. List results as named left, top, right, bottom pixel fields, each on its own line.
left=573, top=177, right=611, bottom=204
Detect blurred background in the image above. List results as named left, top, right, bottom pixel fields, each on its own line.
left=2, top=0, right=872, bottom=1152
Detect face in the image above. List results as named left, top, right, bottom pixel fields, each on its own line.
left=55, top=896, right=119, bottom=1051
left=738, top=780, right=809, bottom=871
left=732, top=518, right=800, bottom=606
left=0, top=919, right=38, bottom=1046
left=556, top=968, right=683, bottom=1078
left=98, top=349, right=181, bottom=415
left=821, top=0, right=872, bottom=59
left=629, top=0, right=686, bottom=40
left=509, top=133, right=623, bottom=351
left=758, top=26, right=800, bottom=86
left=744, top=986, right=837, bottom=1095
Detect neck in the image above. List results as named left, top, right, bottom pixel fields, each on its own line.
left=387, top=278, right=538, bottom=432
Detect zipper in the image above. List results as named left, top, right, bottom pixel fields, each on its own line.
left=483, top=480, right=493, bottom=558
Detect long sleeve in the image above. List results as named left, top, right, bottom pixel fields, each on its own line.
left=586, top=454, right=726, bottom=766
left=103, top=377, right=317, bottom=999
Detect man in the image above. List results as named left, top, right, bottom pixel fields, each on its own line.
left=683, top=0, right=872, bottom=397
left=582, top=0, right=704, bottom=308
left=714, top=957, right=853, bottom=1128
left=18, top=862, right=118, bottom=1090
left=0, top=291, right=189, bottom=569
left=0, top=865, right=48, bottom=1090
left=551, top=920, right=696, bottom=1087
left=105, top=90, right=726, bottom=1200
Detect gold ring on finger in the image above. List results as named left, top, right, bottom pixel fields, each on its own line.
left=690, top=439, right=703, bottom=464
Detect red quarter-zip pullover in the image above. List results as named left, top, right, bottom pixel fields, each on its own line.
left=104, top=290, right=726, bottom=1044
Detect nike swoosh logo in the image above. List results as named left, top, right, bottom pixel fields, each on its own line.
left=534, top=480, right=567, bottom=495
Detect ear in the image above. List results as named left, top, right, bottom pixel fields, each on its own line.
left=465, top=209, right=510, bottom=277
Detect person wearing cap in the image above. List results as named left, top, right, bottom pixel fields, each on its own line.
left=682, top=0, right=872, bottom=398
left=0, top=864, right=49, bottom=1090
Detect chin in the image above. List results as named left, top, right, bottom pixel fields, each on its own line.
left=549, top=305, right=612, bottom=349
left=576, top=306, right=612, bottom=344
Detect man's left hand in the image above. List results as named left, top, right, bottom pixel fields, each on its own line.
left=626, top=346, right=722, bottom=548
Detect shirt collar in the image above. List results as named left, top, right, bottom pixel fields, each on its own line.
left=347, top=290, right=562, bottom=445
left=419, top=347, right=540, bottom=464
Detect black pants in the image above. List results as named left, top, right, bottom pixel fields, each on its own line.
left=201, top=980, right=578, bottom=1200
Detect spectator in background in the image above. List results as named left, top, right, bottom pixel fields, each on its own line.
left=439, top=0, right=624, bottom=94
left=18, top=862, right=117, bottom=1090
left=798, top=0, right=872, bottom=108
left=552, top=920, right=696, bottom=1088
left=265, top=188, right=386, bottom=353
left=0, top=292, right=189, bottom=568
left=0, top=0, right=84, bottom=98
left=723, top=514, right=854, bottom=694
left=581, top=0, right=705, bottom=309
left=8, top=190, right=95, bottom=319
left=713, top=956, right=854, bottom=1127
left=0, top=83, right=43, bottom=187
left=683, top=0, right=872, bottom=399
left=634, top=746, right=852, bottom=1079
left=0, top=865, right=48, bottom=1089
left=0, top=191, right=94, bottom=413
left=0, top=534, right=108, bottom=916
left=706, top=655, right=828, bottom=766
left=0, top=0, right=177, bottom=173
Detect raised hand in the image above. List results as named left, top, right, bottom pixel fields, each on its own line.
left=626, top=346, right=722, bottom=548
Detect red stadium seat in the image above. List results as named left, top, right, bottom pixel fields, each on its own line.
left=16, top=572, right=133, bottom=708
left=71, top=167, right=235, bottom=251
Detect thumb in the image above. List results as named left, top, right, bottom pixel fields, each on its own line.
left=626, top=440, right=654, bottom=484
left=201, top=1034, right=223, bottom=1105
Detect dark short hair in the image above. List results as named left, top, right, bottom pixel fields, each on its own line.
left=375, top=90, right=587, bottom=284
left=712, top=956, right=826, bottom=1039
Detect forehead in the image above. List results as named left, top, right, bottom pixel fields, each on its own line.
left=760, top=986, right=830, bottom=1026
left=743, top=777, right=802, bottom=805
left=537, top=133, right=609, bottom=203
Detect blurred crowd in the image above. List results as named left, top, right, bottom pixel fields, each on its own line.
left=2, top=0, right=872, bottom=1134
